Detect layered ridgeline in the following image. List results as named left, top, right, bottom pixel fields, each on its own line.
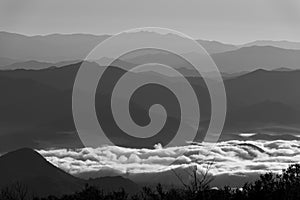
left=1, top=31, right=300, bottom=198
left=0, top=31, right=300, bottom=151
left=0, top=31, right=237, bottom=65
left=2, top=31, right=300, bottom=72
left=0, top=62, right=299, bottom=151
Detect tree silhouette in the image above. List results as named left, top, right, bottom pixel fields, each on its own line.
left=4, top=164, right=300, bottom=200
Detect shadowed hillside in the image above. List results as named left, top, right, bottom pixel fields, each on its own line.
left=0, top=63, right=299, bottom=150
left=0, top=148, right=139, bottom=197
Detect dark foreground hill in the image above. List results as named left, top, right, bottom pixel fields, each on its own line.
left=0, top=148, right=139, bottom=197
left=5, top=164, right=300, bottom=200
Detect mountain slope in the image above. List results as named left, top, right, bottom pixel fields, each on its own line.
left=0, top=31, right=239, bottom=64
left=0, top=57, right=19, bottom=66
left=0, top=148, right=139, bottom=196
left=0, top=148, right=83, bottom=196
left=242, top=40, right=300, bottom=50
left=197, top=39, right=238, bottom=54
left=0, top=31, right=110, bottom=62
left=225, top=69, right=300, bottom=109
left=212, top=46, right=300, bottom=72
left=225, top=101, right=300, bottom=127
left=120, top=46, right=300, bottom=73
left=0, top=66, right=300, bottom=150
left=0, top=60, right=80, bottom=70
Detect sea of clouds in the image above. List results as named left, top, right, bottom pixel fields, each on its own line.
left=38, top=140, right=300, bottom=183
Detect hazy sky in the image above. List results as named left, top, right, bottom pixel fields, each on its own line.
left=1, top=0, right=300, bottom=44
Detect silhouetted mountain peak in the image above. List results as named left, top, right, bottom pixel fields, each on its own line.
left=0, top=147, right=69, bottom=182
left=0, top=148, right=84, bottom=196
left=0, top=147, right=45, bottom=164
left=0, top=148, right=140, bottom=196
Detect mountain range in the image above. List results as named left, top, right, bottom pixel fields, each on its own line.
left=1, top=32, right=300, bottom=196
left=241, top=40, right=300, bottom=50
left=0, top=61, right=299, bottom=151
left=2, top=31, right=300, bottom=73
left=0, top=31, right=300, bottom=150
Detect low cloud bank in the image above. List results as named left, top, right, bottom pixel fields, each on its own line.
left=38, top=140, right=300, bottom=182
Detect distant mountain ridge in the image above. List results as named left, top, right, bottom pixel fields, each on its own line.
left=0, top=31, right=110, bottom=63
left=0, top=57, right=19, bottom=66
left=0, top=63, right=299, bottom=151
left=211, top=46, right=300, bottom=72
left=241, top=40, right=300, bottom=50
left=0, top=60, right=80, bottom=70
left=197, top=39, right=238, bottom=54
left=3, top=43, right=300, bottom=73
left=1, top=31, right=300, bottom=150
left=2, top=31, right=300, bottom=69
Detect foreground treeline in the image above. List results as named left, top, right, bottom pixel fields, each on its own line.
left=2, top=164, right=300, bottom=200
